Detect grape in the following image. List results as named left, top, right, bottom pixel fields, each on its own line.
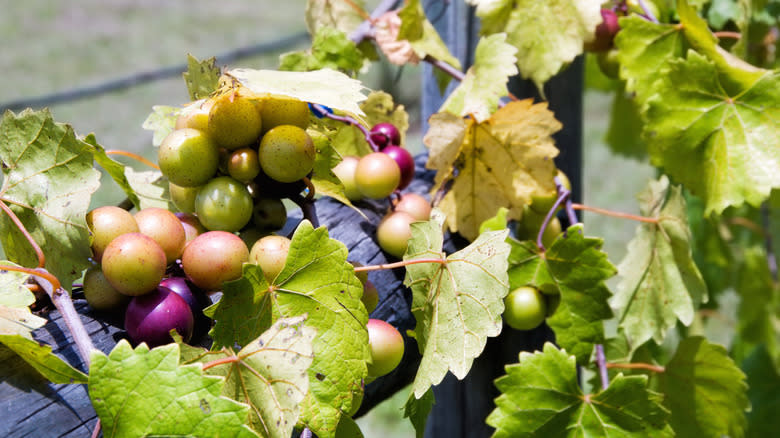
left=369, top=123, right=401, bottom=149
left=355, top=152, right=401, bottom=199
left=394, top=193, right=431, bottom=221
left=159, top=276, right=212, bottom=339
left=362, top=279, right=379, bottom=314
left=249, top=235, right=290, bottom=283
left=584, top=9, right=620, bottom=52
left=82, top=265, right=130, bottom=312
left=253, top=169, right=307, bottom=199
left=545, top=293, right=561, bottom=317
left=194, top=176, right=253, bottom=232
left=258, top=125, right=316, bottom=183
left=542, top=217, right=562, bottom=248
left=134, top=207, right=187, bottom=264
left=86, top=206, right=139, bottom=263
left=332, top=156, right=362, bottom=201
left=376, top=211, right=416, bottom=258
left=174, top=212, right=207, bottom=244
left=158, top=128, right=219, bottom=187
left=175, top=100, right=213, bottom=131
left=181, top=231, right=249, bottom=291
left=169, top=182, right=201, bottom=214
left=252, top=197, right=287, bottom=231
left=239, top=227, right=271, bottom=250
left=227, top=147, right=261, bottom=182
left=259, top=96, right=310, bottom=133
left=207, top=93, right=263, bottom=149
left=101, top=233, right=167, bottom=296
left=530, top=169, right=571, bottom=215
left=597, top=49, right=620, bottom=79
left=381, top=146, right=414, bottom=190
left=503, top=286, right=547, bottom=331
left=366, top=318, right=404, bottom=378
left=125, top=285, right=194, bottom=347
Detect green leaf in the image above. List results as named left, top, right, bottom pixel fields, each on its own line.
left=305, top=0, right=366, bottom=36
left=184, top=316, right=315, bottom=438
left=124, top=167, right=174, bottom=211
left=470, top=0, right=602, bottom=94
left=441, top=34, right=518, bottom=123
left=398, top=0, right=462, bottom=75
left=0, top=263, right=47, bottom=339
left=479, top=207, right=509, bottom=234
left=734, top=246, right=778, bottom=362
left=487, top=343, right=671, bottom=437
left=614, top=16, right=686, bottom=106
left=604, top=88, right=648, bottom=159
left=742, top=345, right=780, bottom=438
left=0, top=109, right=100, bottom=293
left=183, top=54, right=221, bottom=100
left=280, top=27, right=365, bottom=74
left=403, top=388, right=435, bottom=438
left=0, top=334, right=87, bottom=384
left=612, top=176, right=707, bottom=353
left=643, top=50, right=780, bottom=214
left=405, top=210, right=511, bottom=398
left=309, top=134, right=364, bottom=217
left=141, top=104, right=181, bottom=147
left=89, top=340, right=258, bottom=438
left=208, top=221, right=369, bottom=438
left=228, top=68, right=368, bottom=120
left=82, top=133, right=142, bottom=210
left=658, top=336, right=749, bottom=438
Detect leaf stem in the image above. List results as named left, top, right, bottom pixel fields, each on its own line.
left=595, top=344, right=609, bottom=390
left=104, top=150, right=160, bottom=170
left=571, top=203, right=658, bottom=224
left=349, top=0, right=400, bottom=43
left=341, top=0, right=372, bottom=21
left=202, top=355, right=240, bottom=371
left=606, top=362, right=665, bottom=373
left=1, top=264, right=61, bottom=290
left=423, top=54, right=465, bottom=82
left=537, top=188, right=571, bottom=251
left=309, top=103, right=381, bottom=152
left=714, top=31, right=741, bottom=40
left=0, top=199, right=46, bottom=268
left=354, top=257, right=446, bottom=272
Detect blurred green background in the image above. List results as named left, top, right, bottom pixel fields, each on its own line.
left=1, top=1, right=655, bottom=436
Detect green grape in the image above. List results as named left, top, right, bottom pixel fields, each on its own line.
left=82, top=265, right=130, bottom=311
left=175, top=100, right=213, bottom=131
left=227, top=147, right=261, bottom=182
left=158, top=128, right=219, bottom=187
left=252, top=197, right=287, bottom=231
left=169, top=182, right=201, bottom=213
left=332, top=155, right=362, bottom=201
left=101, top=233, right=167, bottom=296
left=530, top=169, right=571, bottom=215
left=503, top=286, right=547, bottom=331
left=207, top=92, right=263, bottom=149
left=249, top=235, right=290, bottom=283
left=258, top=125, right=315, bottom=183
left=376, top=211, right=416, bottom=259
left=355, top=152, right=401, bottom=199
left=86, top=206, right=139, bottom=263
left=259, top=96, right=310, bottom=133
left=194, top=176, right=253, bottom=232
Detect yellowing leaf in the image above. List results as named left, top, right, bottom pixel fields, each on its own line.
left=425, top=101, right=560, bottom=241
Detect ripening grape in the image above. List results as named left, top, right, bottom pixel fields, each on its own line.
left=250, top=235, right=291, bottom=283
left=584, top=9, right=620, bottom=52
left=181, top=231, right=249, bottom=291
left=169, top=182, right=201, bottom=213
left=101, top=233, right=167, bottom=296
left=175, top=100, right=213, bottom=132
left=355, top=152, right=401, bottom=199
left=332, top=155, right=362, bottom=201
left=175, top=212, right=207, bottom=244
left=366, top=318, right=404, bottom=378
left=394, top=193, right=431, bottom=221
left=194, top=176, right=253, bottom=232
left=227, top=147, right=261, bottom=182
left=82, top=265, right=130, bottom=311
left=259, top=96, right=310, bottom=133
left=207, top=92, right=263, bottom=149
left=258, top=125, right=316, bottom=183
left=376, top=211, right=416, bottom=258
left=381, top=145, right=414, bottom=190
left=158, top=128, right=219, bottom=187
left=134, top=207, right=186, bottom=264
left=86, top=206, right=139, bottom=263
left=369, top=123, right=401, bottom=150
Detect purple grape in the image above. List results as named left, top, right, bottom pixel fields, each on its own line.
left=125, top=286, right=194, bottom=347
left=382, top=145, right=415, bottom=190
left=369, top=123, right=401, bottom=150
left=159, top=276, right=213, bottom=341
left=159, top=277, right=198, bottom=311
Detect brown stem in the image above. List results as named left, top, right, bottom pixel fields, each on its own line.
left=202, top=355, right=240, bottom=371
left=423, top=54, right=465, bottom=82
left=0, top=200, right=46, bottom=268
left=726, top=216, right=765, bottom=237
left=91, top=420, right=101, bottom=438
left=606, top=362, right=665, bottom=373
left=302, top=177, right=316, bottom=202
left=105, top=150, right=160, bottom=170
left=571, top=203, right=658, bottom=224
left=354, top=258, right=447, bottom=272
left=714, top=31, right=742, bottom=40
left=1, top=264, right=61, bottom=291
left=342, top=0, right=372, bottom=21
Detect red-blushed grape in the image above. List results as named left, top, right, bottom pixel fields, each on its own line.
left=249, top=235, right=291, bottom=283
left=175, top=212, right=207, bottom=244
left=101, top=233, right=167, bottom=296
left=134, top=207, right=186, bottom=264
left=207, top=93, right=263, bottom=149
left=86, top=206, right=139, bottom=263
left=584, top=9, right=620, bottom=52
left=194, top=176, right=253, bottom=232
left=394, top=193, right=431, bottom=221
left=376, top=211, right=416, bottom=259
left=258, top=125, right=316, bottom=183
left=381, top=146, right=414, bottom=190
left=158, top=128, right=219, bottom=187
left=332, top=155, right=362, bottom=201
left=355, top=152, right=401, bottom=199
left=227, top=147, right=261, bottom=182
left=369, top=123, right=401, bottom=149
left=181, top=231, right=249, bottom=291
left=503, top=286, right=547, bottom=331
left=366, top=318, right=404, bottom=378
left=125, top=285, right=194, bottom=347
left=82, top=265, right=130, bottom=312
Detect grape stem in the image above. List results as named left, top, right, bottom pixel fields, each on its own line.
left=634, top=0, right=659, bottom=23
left=309, top=103, right=381, bottom=152
left=714, top=31, right=741, bottom=40
left=301, top=427, right=313, bottom=438
left=105, top=149, right=160, bottom=170
left=595, top=344, right=609, bottom=390
left=292, top=194, right=320, bottom=229
left=349, top=0, right=400, bottom=43
left=536, top=180, right=572, bottom=252
left=354, top=258, right=446, bottom=272
left=606, top=362, right=666, bottom=373
left=0, top=199, right=46, bottom=268
left=571, top=203, right=658, bottom=224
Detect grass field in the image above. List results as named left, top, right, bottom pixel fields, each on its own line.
left=2, top=2, right=656, bottom=436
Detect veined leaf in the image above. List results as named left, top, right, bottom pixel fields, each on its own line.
left=398, top=0, right=462, bottom=73
left=280, top=27, right=365, bottom=73
left=734, top=246, right=778, bottom=363
left=403, top=388, right=435, bottom=438
left=487, top=343, right=671, bottom=437
left=183, top=54, right=221, bottom=100
left=0, top=109, right=100, bottom=293
left=425, top=100, right=561, bottom=241
left=305, top=0, right=366, bottom=36
left=124, top=167, right=173, bottom=211
left=0, top=262, right=46, bottom=339
left=405, top=210, right=511, bottom=398
left=89, top=340, right=258, bottom=438
left=742, top=345, right=780, bottom=437
left=612, top=176, right=707, bottom=354
left=141, top=104, right=182, bottom=147
left=82, top=133, right=142, bottom=210
left=0, top=335, right=87, bottom=384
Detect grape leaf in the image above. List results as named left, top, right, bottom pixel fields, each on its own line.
left=82, top=133, right=142, bottom=210
left=507, top=224, right=616, bottom=364
left=734, top=246, right=778, bottom=362
left=440, top=33, right=518, bottom=123
left=403, top=388, right=435, bottom=438
left=183, top=54, right=221, bottom=100
left=404, top=210, right=511, bottom=398
left=612, top=176, right=707, bottom=353
left=309, top=132, right=365, bottom=217
left=479, top=206, right=509, bottom=234
left=605, top=87, right=647, bottom=159
left=0, top=109, right=100, bottom=293
left=227, top=68, right=368, bottom=119
left=469, top=0, right=602, bottom=94
left=280, top=27, right=366, bottom=74
left=305, top=0, right=366, bottom=36
left=397, top=0, right=462, bottom=72
left=0, top=335, right=87, bottom=384
left=124, top=167, right=173, bottom=211
left=425, top=100, right=561, bottom=241
left=0, top=263, right=46, bottom=338
left=141, top=104, right=181, bottom=147
left=89, top=340, right=258, bottom=438
left=208, top=221, right=369, bottom=438
left=643, top=50, right=780, bottom=214
left=658, top=336, right=749, bottom=438
left=183, top=316, right=315, bottom=438
left=614, top=15, right=686, bottom=106
left=487, top=343, right=671, bottom=437
left=742, top=345, right=780, bottom=438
